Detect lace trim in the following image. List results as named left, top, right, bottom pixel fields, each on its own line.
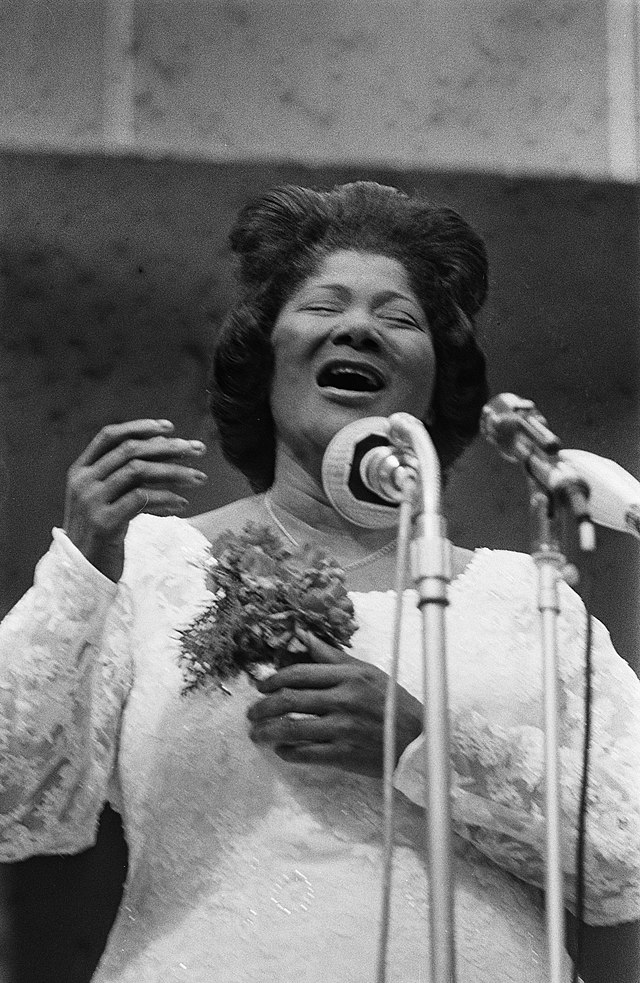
left=0, top=531, right=133, bottom=860
left=391, top=548, right=640, bottom=925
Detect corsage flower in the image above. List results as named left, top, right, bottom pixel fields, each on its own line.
left=178, top=524, right=357, bottom=692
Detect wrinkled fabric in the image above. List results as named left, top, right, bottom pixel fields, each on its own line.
left=1, top=514, right=638, bottom=982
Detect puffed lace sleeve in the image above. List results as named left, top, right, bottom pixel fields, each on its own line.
left=394, top=550, right=640, bottom=926
left=0, top=528, right=133, bottom=860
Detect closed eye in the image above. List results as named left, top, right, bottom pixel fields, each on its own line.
left=304, top=304, right=342, bottom=314
left=379, top=310, right=422, bottom=329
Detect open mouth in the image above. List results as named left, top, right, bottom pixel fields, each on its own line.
left=316, top=362, right=385, bottom=393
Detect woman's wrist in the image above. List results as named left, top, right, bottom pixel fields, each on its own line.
left=53, top=528, right=121, bottom=595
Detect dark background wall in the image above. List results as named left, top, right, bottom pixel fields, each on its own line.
left=2, top=150, right=639, bottom=648
left=1, top=149, right=639, bottom=982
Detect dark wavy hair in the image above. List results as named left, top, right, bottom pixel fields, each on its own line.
left=209, top=181, right=489, bottom=491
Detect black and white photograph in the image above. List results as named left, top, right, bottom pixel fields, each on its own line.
left=0, top=3, right=639, bottom=981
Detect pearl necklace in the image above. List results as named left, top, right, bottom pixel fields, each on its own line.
left=263, top=492, right=396, bottom=572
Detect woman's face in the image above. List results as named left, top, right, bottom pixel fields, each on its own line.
left=269, top=249, right=436, bottom=475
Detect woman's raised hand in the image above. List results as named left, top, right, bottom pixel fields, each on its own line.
left=63, top=419, right=207, bottom=582
left=247, top=632, right=423, bottom=778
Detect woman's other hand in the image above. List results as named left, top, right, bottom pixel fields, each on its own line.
left=247, top=632, right=423, bottom=778
left=63, top=419, right=207, bottom=582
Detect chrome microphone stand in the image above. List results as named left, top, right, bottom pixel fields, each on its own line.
left=387, top=413, right=456, bottom=983
left=528, top=482, right=578, bottom=983
left=481, top=394, right=595, bottom=983
left=322, top=412, right=457, bottom=982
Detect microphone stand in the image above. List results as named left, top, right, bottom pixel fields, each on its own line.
left=481, top=395, right=596, bottom=982
left=388, top=413, right=456, bottom=983
left=520, top=445, right=594, bottom=983
left=528, top=482, right=571, bottom=983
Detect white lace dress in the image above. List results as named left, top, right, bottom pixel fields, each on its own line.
left=1, top=514, right=639, bottom=983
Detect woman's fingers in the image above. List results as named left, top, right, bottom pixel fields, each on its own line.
left=249, top=711, right=337, bottom=746
left=89, top=434, right=206, bottom=481
left=294, top=629, right=355, bottom=665
left=68, top=458, right=204, bottom=527
left=274, top=743, right=352, bottom=767
left=274, top=741, right=383, bottom=777
left=63, top=418, right=207, bottom=580
left=248, top=654, right=423, bottom=777
left=101, top=460, right=208, bottom=502
left=103, top=486, right=192, bottom=523
left=75, top=419, right=176, bottom=468
left=256, top=662, right=345, bottom=692
left=247, top=685, right=335, bottom=721
left=250, top=704, right=390, bottom=777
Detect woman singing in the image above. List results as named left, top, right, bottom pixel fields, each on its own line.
left=1, top=181, right=638, bottom=981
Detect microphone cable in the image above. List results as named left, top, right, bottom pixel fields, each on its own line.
left=375, top=482, right=415, bottom=983
left=571, top=565, right=594, bottom=983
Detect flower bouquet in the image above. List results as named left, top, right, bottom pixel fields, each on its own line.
left=178, top=523, right=358, bottom=693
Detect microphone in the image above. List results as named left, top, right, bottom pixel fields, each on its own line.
left=321, top=417, right=419, bottom=528
left=481, top=393, right=562, bottom=460
left=481, top=393, right=591, bottom=523
left=558, top=449, right=640, bottom=540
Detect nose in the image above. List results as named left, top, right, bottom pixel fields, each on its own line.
left=330, top=310, right=381, bottom=352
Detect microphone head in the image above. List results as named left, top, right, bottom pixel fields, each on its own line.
left=481, top=393, right=560, bottom=460
left=480, top=393, right=534, bottom=462
left=321, top=417, right=401, bottom=528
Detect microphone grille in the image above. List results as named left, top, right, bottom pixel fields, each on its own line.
left=321, top=417, right=400, bottom=529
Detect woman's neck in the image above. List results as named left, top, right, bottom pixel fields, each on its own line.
left=269, top=449, right=341, bottom=532
left=268, top=445, right=396, bottom=554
